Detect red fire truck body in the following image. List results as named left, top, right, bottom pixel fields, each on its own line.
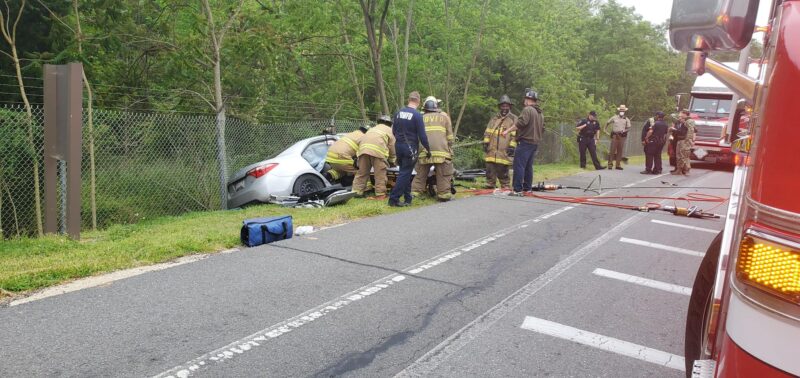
left=670, top=0, right=800, bottom=377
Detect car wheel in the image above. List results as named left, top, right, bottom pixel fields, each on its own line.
left=684, top=231, right=723, bottom=376
left=293, top=174, right=324, bottom=196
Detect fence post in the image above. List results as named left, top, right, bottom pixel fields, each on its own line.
left=43, top=63, right=83, bottom=239
left=215, top=108, right=228, bottom=210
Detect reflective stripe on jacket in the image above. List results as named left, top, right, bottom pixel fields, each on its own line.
left=419, top=111, right=454, bottom=164
left=325, top=130, right=364, bottom=165
left=483, top=113, right=517, bottom=165
left=358, top=124, right=397, bottom=163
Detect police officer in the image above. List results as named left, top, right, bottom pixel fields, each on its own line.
left=483, top=95, right=517, bottom=189
left=576, top=111, right=604, bottom=170
left=353, top=115, right=396, bottom=197
left=641, top=111, right=668, bottom=174
left=670, top=109, right=695, bottom=175
left=411, top=96, right=455, bottom=201
left=323, top=124, right=369, bottom=185
left=605, top=105, right=631, bottom=170
left=388, top=91, right=431, bottom=207
left=502, top=88, right=544, bottom=196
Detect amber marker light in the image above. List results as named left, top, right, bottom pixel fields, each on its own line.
left=736, top=229, right=800, bottom=305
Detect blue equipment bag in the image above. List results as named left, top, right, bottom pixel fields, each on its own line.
left=240, top=215, right=293, bottom=247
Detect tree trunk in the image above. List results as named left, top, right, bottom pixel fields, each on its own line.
left=337, top=2, right=368, bottom=121
left=73, top=0, right=97, bottom=230
left=0, top=0, right=43, bottom=236
left=443, top=0, right=451, bottom=115
left=454, top=0, right=490, bottom=136
left=359, top=0, right=391, bottom=115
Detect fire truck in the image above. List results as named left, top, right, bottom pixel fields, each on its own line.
left=681, top=63, right=758, bottom=166
left=670, top=0, right=800, bottom=377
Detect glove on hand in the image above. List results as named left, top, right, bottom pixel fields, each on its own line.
left=506, top=147, right=515, bottom=157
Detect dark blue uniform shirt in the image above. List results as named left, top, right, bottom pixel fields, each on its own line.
left=577, top=118, right=600, bottom=138
left=393, top=106, right=430, bottom=152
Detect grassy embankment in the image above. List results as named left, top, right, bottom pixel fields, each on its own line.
left=0, top=159, right=638, bottom=297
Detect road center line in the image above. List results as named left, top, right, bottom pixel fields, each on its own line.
left=619, top=237, right=705, bottom=257
left=520, top=316, right=685, bottom=371
left=154, top=206, right=574, bottom=378
left=650, top=219, right=719, bottom=234
left=592, top=268, right=692, bottom=296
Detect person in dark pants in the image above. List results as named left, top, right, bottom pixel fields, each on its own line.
left=641, top=111, right=668, bottom=174
left=502, top=88, right=544, bottom=195
left=576, top=111, right=605, bottom=170
left=388, top=91, right=431, bottom=207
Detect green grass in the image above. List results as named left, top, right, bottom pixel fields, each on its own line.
left=0, top=159, right=631, bottom=297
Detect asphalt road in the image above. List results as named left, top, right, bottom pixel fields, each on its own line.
left=0, top=163, right=732, bottom=377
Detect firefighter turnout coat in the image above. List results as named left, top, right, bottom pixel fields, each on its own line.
left=483, top=113, right=518, bottom=165
left=418, top=112, right=454, bottom=164
left=324, top=130, right=364, bottom=180
left=357, top=124, right=396, bottom=164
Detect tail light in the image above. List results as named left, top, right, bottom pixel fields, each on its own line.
left=247, top=163, right=278, bottom=179
left=735, top=226, right=800, bottom=306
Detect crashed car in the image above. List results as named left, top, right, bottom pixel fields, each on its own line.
left=226, top=135, right=339, bottom=209
left=227, top=134, right=445, bottom=209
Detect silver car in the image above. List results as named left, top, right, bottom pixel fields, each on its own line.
left=226, top=135, right=339, bottom=208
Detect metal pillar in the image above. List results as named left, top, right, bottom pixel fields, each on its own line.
left=43, top=63, right=83, bottom=239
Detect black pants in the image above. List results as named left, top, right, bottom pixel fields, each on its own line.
left=389, top=144, right=415, bottom=204
left=578, top=137, right=603, bottom=169
left=645, top=141, right=665, bottom=173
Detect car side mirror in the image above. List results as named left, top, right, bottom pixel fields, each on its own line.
left=670, top=0, right=760, bottom=52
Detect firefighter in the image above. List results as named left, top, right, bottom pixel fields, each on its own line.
left=502, top=88, right=544, bottom=195
left=483, top=95, right=518, bottom=189
left=411, top=96, right=455, bottom=201
left=323, top=124, right=369, bottom=184
left=641, top=111, right=668, bottom=174
left=575, top=110, right=604, bottom=170
left=389, top=91, right=431, bottom=207
left=671, top=109, right=695, bottom=175
left=353, top=115, right=396, bottom=197
left=605, top=104, right=632, bottom=170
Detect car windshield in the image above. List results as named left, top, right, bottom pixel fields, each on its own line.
left=690, top=98, right=732, bottom=115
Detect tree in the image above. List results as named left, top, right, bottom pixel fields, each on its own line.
left=359, top=0, right=391, bottom=115
left=0, top=0, right=42, bottom=236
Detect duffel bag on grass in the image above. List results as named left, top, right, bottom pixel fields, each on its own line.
left=240, top=215, right=293, bottom=247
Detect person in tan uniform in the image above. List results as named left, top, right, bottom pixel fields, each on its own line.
left=353, top=115, right=396, bottom=197
left=324, top=125, right=368, bottom=183
left=411, top=96, right=455, bottom=201
left=605, top=104, right=632, bottom=170
left=483, top=95, right=517, bottom=189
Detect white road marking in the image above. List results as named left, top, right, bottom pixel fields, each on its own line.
left=520, top=316, right=685, bottom=371
left=650, top=219, right=719, bottom=234
left=619, top=237, right=705, bottom=257
left=622, top=173, right=668, bottom=188
left=592, top=268, right=692, bottom=296
left=154, top=206, right=574, bottom=378
left=6, top=248, right=240, bottom=307
left=396, top=173, right=710, bottom=377
left=395, top=213, right=645, bottom=378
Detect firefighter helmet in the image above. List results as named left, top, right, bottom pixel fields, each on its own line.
left=377, top=115, right=393, bottom=126
left=423, top=97, right=438, bottom=112
left=524, top=88, right=539, bottom=101
left=498, top=95, right=513, bottom=106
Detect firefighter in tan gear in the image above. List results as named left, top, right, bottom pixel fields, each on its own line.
left=353, top=115, right=396, bottom=197
left=324, top=125, right=369, bottom=184
left=483, top=95, right=517, bottom=189
left=411, top=96, right=455, bottom=201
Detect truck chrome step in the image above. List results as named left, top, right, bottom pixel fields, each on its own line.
left=691, top=359, right=716, bottom=378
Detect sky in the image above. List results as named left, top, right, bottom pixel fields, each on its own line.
left=614, top=0, right=772, bottom=26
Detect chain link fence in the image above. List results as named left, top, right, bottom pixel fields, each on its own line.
left=0, top=103, right=645, bottom=238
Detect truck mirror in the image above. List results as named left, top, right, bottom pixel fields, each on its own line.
left=669, top=0, right=760, bottom=52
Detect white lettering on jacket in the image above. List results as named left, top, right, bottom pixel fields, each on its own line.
left=398, top=111, right=413, bottom=120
